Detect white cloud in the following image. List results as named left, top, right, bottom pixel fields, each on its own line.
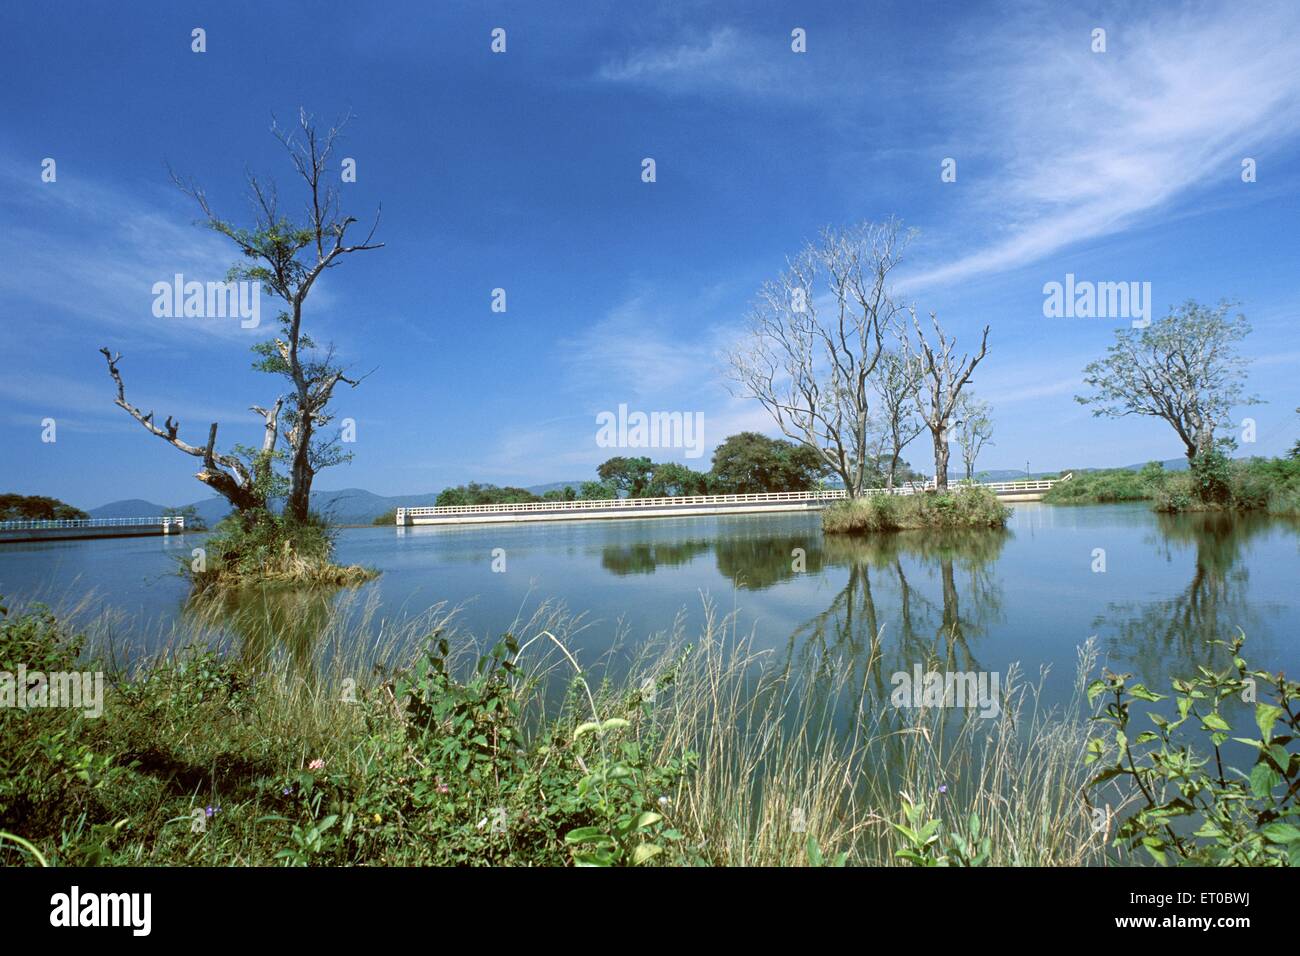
left=903, top=3, right=1300, bottom=290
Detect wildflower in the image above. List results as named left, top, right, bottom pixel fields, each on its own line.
left=938, top=785, right=948, bottom=795
left=282, top=787, right=293, bottom=796
left=372, top=813, right=383, bottom=825
left=657, top=796, right=671, bottom=808
left=308, top=758, right=325, bottom=771
left=205, top=805, right=221, bottom=818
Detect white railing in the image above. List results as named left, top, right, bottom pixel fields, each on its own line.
left=399, top=474, right=1070, bottom=522
left=403, top=490, right=849, bottom=518
left=0, top=516, right=185, bottom=531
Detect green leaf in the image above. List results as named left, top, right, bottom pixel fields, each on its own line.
left=1201, top=712, right=1230, bottom=732
left=1086, top=679, right=1106, bottom=705
left=806, top=835, right=823, bottom=867
left=564, top=826, right=614, bottom=846
left=1261, top=823, right=1300, bottom=845
left=631, top=843, right=662, bottom=865
left=1250, top=761, right=1281, bottom=798
left=1255, top=703, right=1284, bottom=740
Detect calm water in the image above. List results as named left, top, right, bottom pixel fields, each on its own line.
left=1, top=503, right=1297, bottom=709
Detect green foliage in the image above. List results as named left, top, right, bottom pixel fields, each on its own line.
left=191, top=508, right=372, bottom=589
left=597, top=456, right=657, bottom=497
left=1076, top=299, right=1259, bottom=460
left=1189, top=448, right=1233, bottom=504
left=1042, top=466, right=1163, bottom=505
left=0, top=602, right=117, bottom=844
left=435, top=482, right=542, bottom=507
left=892, top=795, right=990, bottom=867
left=579, top=480, right=618, bottom=500
left=0, top=494, right=88, bottom=522
left=1153, top=455, right=1300, bottom=515
left=1086, top=634, right=1300, bottom=866
left=709, top=432, right=828, bottom=494
left=822, top=486, right=1010, bottom=534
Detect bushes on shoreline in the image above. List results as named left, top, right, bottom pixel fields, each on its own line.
left=1042, top=464, right=1164, bottom=505
left=1042, top=456, right=1300, bottom=517
left=822, top=485, right=1010, bottom=534
left=1153, top=454, right=1300, bottom=516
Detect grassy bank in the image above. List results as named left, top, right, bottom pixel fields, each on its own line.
left=1042, top=466, right=1159, bottom=505
left=1043, top=456, right=1300, bottom=516
left=1, top=595, right=1111, bottom=867
left=822, top=486, right=1010, bottom=534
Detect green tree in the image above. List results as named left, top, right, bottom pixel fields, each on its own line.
left=597, top=457, right=656, bottom=497
left=1076, top=300, right=1260, bottom=462
left=709, top=433, right=828, bottom=494
left=436, top=483, right=539, bottom=507
left=0, top=494, right=88, bottom=522
left=579, top=480, right=618, bottom=500
left=645, top=462, right=711, bottom=497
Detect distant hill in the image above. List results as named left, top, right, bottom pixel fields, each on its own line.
left=88, top=483, right=591, bottom=528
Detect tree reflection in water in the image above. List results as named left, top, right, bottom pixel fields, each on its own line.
left=1097, top=511, right=1294, bottom=686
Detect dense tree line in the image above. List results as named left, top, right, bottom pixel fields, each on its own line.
left=433, top=432, right=924, bottom=507
left=0, top=494, right=88, bottom=522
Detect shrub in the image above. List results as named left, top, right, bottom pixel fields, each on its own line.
left=1087, top=634, right=1300, bottom=866
left=1190, top=449, right=1233, bottom=504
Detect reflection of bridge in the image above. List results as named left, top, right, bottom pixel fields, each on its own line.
left=0, top=516, right=186, bottom=543
left=397, top=476, right=1070, bottom=527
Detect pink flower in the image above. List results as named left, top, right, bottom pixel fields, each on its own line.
left=309, top=758, right=325, bottom=771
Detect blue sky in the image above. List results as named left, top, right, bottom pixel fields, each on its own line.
left=2, top=0, right=1298, bottom=509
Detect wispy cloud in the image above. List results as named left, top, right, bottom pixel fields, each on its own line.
left=597, top=27, right=774, bottom=95
left=904, top=3, right=1300, bottom=289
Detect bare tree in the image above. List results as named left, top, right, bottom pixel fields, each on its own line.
left=955, top=393, right=994, bottom=481
left=1076, top=300, right=1258, bottom=462
left=725, top=219, right=912, bottom=496
left=170, top=108, right=383, bottom=523
left=906, top=310, right=990, bottom=491
left=99, top=348, right=284, bottom=512
left=871, top=337, right=926, bottom=490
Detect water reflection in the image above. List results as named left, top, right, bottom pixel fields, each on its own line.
left=134, top=507, right=1298, bottom=716
left=1098, top=511, right=1287, bottom=684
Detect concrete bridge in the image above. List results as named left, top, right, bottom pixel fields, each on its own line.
left=0, top=516, right=186, bottom=543
left=397, top=476, right=1070, bottom=527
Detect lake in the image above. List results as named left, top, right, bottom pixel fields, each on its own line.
left=1, top=503, right=1297, bottom=712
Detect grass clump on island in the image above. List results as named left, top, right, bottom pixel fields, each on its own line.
left=191, top=509, right=377, bottom=592
left=822, top=485, right=1010, bottom=534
